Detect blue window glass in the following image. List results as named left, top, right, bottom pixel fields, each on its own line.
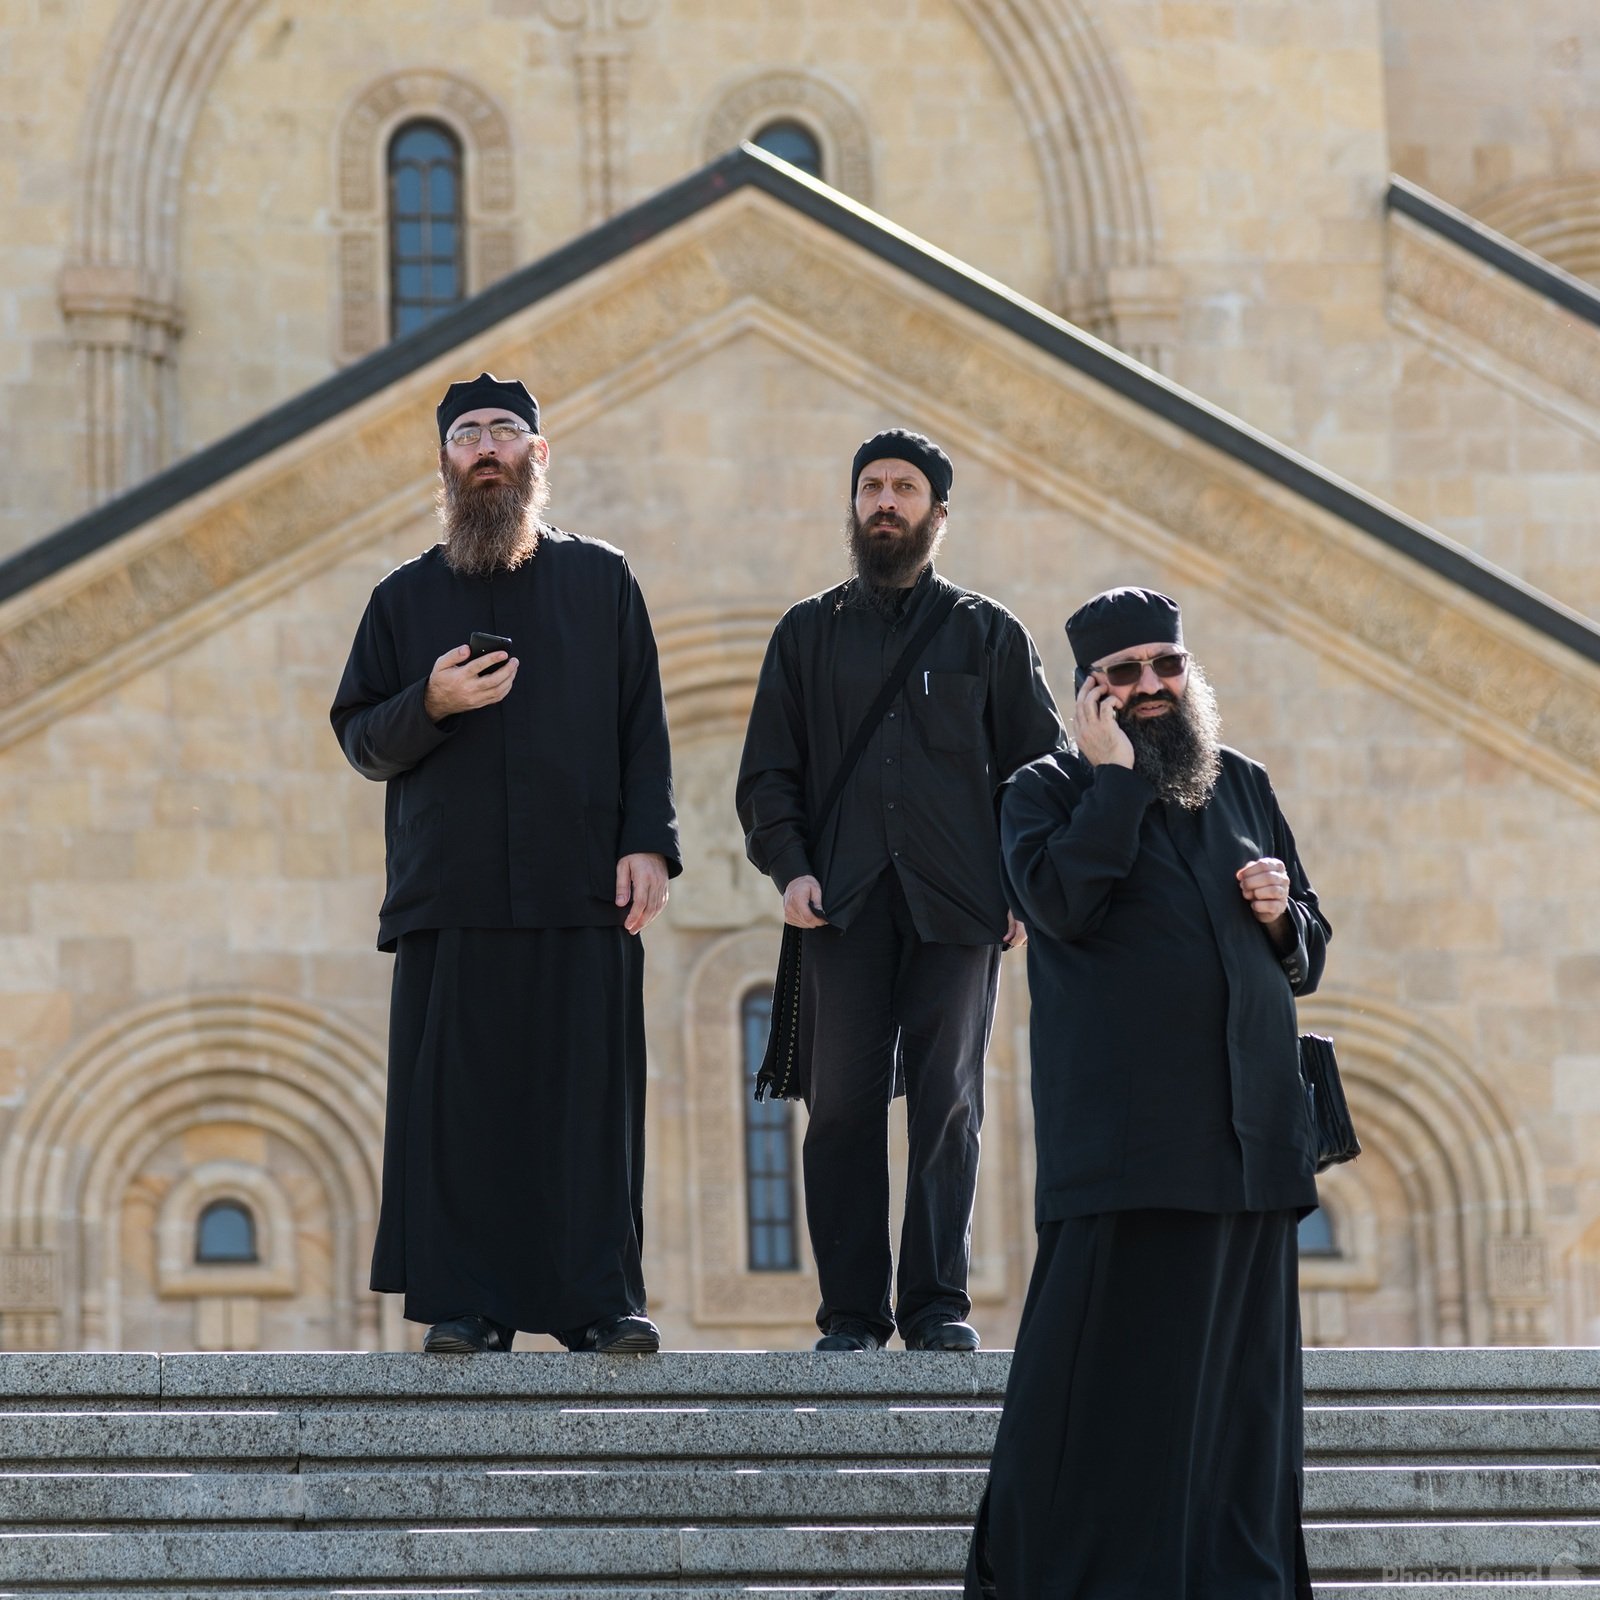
left=388, top=120, right=466, bottom=339
left=1298, top=1207, right=1338, bottom=1257
left=742, top=989, right=800, bottom=1271
left=753, top=120, right=824, bottom=180
left=196, top=1199, right=257, bottom=1265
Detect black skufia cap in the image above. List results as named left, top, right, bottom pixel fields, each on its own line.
left=1065, top=587, right=1183, bottom=668
left=851, top=429, right=953, bottom=503
left=437, top=373, right=540, bottom=442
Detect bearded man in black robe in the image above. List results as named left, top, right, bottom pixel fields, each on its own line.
left=331, top=373, right=680, bottom=1355
left=967, top=586, right=1328, bottom=1599
left=736, top=430, right=1064, bottom=1354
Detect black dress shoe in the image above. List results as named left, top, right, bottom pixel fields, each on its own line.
left=423, top=1314, right=514, bottom=1353
left=563, top=1313, right=661, bottom=1353
left=904, top=1318, right=981, bottom=1352
left=814, top=1318, right=883, bottom=1353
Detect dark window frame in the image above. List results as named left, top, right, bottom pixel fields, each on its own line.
left=740, top=987, right=801, bottom=1272
left=387, top=119, right=467, bottom=340
left=195, top=1198, right=259, bottom=1265
left=752, top=118, right=825, bottom=181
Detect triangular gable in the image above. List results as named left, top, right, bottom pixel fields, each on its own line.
left=2, top=147, right=1598, bottom=807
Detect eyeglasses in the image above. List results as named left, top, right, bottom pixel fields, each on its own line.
left=446, top=423, right=533, bottom=446
left=1095, top=650, right=1189, bottom=687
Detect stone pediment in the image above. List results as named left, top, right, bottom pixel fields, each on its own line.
left=2, top=148, right=1598, bottom=806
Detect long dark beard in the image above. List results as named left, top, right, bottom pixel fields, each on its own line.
left=436, top=450, right=548, bottom=576
left=1121, top=661, right=1223, bottom=809
left=844, top=503, right=944, bottom=598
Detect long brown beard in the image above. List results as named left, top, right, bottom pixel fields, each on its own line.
left=1121, top=660, right=1223, bottom=810
left=436, top=450, right=548, bottom=576
left=844, top=503, right=944, bottom=594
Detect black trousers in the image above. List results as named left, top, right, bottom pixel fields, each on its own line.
left=966, top=1208, right=1311, bottom=1600
left=373, top=926, right=648, bottom=1339
left=800, top=870, right=1002, bottom=1343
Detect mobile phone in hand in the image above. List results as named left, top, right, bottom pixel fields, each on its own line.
left=469, top=631, right=513, bottom=675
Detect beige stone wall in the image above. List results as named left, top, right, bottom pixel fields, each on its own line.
left=1381, top=0, right=1600, bottom=216
left=2, top=240, right=1597, bottom=1351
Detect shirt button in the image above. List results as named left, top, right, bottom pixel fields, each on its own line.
left=884, top=757, right=893, bottom=765
left=887, top=802, right=896, bottom=810
left=888, top=711, right=896, bottom=719
left=893, top=850, right=900, bottom=857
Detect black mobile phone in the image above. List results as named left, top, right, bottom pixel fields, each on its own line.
left=1074, top=666, right=1089, bottom=693
left=468, top=631, right=513, bottom=674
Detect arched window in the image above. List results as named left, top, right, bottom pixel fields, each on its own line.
left=741, top=989, right=799, bottom=1271
left=388, top=120, right=465, bottom=339
left=753, top=119, right=824, bottom=180
left=195, top=1199, right=258, bottom=1265
left=1298, top=1207, right=1339, bottom=1258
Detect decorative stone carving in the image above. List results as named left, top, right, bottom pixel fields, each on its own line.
left=333, top=71, right=517, bottom=364
left=1388, top=212, right=1600, bottom=443
left=701, top=69, right=874, bottom=203
left=0, top=1251, right=60, bottom=1313
left=1472, top=170, right=1600, bottom=288
left=539, top=0, right=659, bottom=227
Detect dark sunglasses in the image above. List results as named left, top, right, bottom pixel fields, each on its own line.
left=1096, top=650, right=1189, bottom=687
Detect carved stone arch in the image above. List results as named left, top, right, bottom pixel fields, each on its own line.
left=1472, top=171, right=1600, bottom=289
left=0, top=993, right=390, bottom=1351
left=947, top=0, right=1179, bottom=364
left=701, top=70, right=874, bottom=203
left=653, top=601, right=784, bottom=741
left=1297, top=991, right=1549, bottom=1344
left=334, top=70, right=519, bottom=364
left=61, top=0, right=272, bottom=503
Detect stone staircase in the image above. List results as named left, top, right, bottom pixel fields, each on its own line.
left=0, top=1348, right=1596, bottom=1596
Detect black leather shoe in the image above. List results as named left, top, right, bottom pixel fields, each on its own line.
left=814, top=1319, right=883, bottom=1353
left=904, top=1319, right=981, bottom=1352
left=423, top=1314, right=514, bottom=1353
left=564, top=1313, right=661, bottom=1353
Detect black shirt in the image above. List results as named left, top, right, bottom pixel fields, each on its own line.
left=330, top=532, right=681, bottom=949
left=736, top=566, right=1065, bottom=945
left=1000, top=748, right=1329, bottom=1222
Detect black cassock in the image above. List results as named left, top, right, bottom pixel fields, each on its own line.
left=330, top=532, right=680, bottom=1335
left=968, top=747, right=1329, bottom=1600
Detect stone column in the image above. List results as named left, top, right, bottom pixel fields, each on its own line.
left=57, top=264, right=183, bottom=508
left=541, top=0, right=658, bottom=227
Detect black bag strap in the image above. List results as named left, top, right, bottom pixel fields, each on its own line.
left=811, top=587, right=966, bottom=840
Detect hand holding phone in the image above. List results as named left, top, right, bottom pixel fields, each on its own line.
left=424, top=635, right=518, bottom=721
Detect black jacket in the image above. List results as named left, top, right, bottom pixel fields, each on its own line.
left=1000, top=748, right=1329, bottom=1223
left=736, top=568, right=1065, bottom=944
left=330, top=533, right=680, bottom=949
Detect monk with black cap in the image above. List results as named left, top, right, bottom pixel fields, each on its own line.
left=966, top=585, right=1329, bottom=1597
left=331, top=374, right=680, bottom=1353
left=736, top=428, right=1064, bottom=1353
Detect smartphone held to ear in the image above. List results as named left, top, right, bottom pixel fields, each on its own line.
left=1074, top=666, right=1090, bottom=693
left=469, top=631, right=513, bottom=675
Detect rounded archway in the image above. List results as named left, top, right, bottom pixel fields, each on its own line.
left=0, top=994, right=391, bottom=1351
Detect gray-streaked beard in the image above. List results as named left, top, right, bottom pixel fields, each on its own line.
left=436, top=451, right=548, bottom=577
left=844, top=503, right=944, bottom=600
left=1122, top=660, right=1223, bottom=809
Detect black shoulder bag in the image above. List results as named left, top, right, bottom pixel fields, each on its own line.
left=754, top=589, right=965, bottom=1102
left=1298, top=1032, right=1360, bottom=1171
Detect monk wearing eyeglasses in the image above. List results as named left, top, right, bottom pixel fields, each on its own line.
left=331, top=373, right=679, bottom=1355
left=967, top=586, right=1329, bottom=1600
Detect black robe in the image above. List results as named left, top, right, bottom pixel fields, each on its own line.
left=329, top=532, right=679, bottom=1333
left=330, top=532, right=680, bottom=949
left=968, top=745, right=1329, bottom=1597
left=998, top=747, right=1328, bottom=1220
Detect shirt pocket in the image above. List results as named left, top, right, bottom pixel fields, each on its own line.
left=917, top=670, right=985, bottom=753
left=383, top=801, right=443, bottom=915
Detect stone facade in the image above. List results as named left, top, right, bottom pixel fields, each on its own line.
left=0, top=0, right=1597, bottom=1353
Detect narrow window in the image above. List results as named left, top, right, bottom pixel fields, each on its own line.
left=388, top=120, right=465, bottom=339
left=742, top=988, right=800, bottom=1271
left=1298, top=1207, right=1339, bottom=1258
left=195, top=1199, right=258, bottom=1265
left=753, top=119, right=824, bottom=181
